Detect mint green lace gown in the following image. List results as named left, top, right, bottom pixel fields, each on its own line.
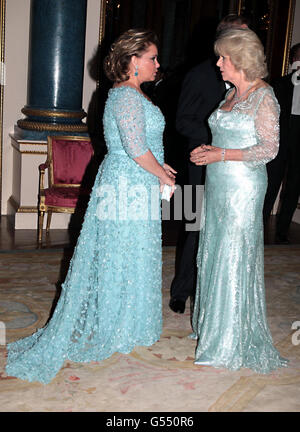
left=191, top=87, right=288, bottom=373
left=5, top=87, right=165, bottom=383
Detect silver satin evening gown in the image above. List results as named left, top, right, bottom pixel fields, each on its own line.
left=190, top=86, right=288, bottom=373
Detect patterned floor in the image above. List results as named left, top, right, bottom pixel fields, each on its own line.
left=0, top=246, right=299, bottom=412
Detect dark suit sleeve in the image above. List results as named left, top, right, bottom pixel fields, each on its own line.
left=176, top=62, right=225, bottom=151
left=176, top=68, right=209, bottom=149
left=272, top=74, right=293, bottom=150
left=272, top=75, right=293, bottom=119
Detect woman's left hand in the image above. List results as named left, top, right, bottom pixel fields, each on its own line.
left=160, top=163, right=177, bottom=197
left=190, top=145, right=222, bottom=165
left=163, top=163, right=177, bottom=178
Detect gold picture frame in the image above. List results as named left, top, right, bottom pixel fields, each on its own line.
left=281, top=0, right=296, bottom=76
left=99, top=0, right=106, bottom=46
left=237, top=0, right=296, bottom=79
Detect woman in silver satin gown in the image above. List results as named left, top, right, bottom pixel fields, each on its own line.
left=189, top=28, right=288, bottom=373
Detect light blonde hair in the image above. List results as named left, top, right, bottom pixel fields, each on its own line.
left=103, top=29, right=159, bottom=83
left=214, top=28, right=268, bottom=81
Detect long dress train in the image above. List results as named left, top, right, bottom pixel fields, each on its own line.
left=5, top=87, right=165, bottom=383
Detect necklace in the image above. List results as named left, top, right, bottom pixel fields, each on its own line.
left=233, top=83, right=255, bottom=103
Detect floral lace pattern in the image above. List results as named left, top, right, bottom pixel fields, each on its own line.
left=5, top=87, right=166, bottom=384
left=191, top=86, right=288, bottom=373
left=219, top=87, right=280, bottom=166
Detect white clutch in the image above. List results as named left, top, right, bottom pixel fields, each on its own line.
left=161, top=184, right=176, bottom=201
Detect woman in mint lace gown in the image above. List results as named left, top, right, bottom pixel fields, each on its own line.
left=5, top=29, right=175, bottom=384
left=190, top=28, right=288, bottom=373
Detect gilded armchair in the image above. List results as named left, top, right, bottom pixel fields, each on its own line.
left=38, top=135, right=94, bottom=245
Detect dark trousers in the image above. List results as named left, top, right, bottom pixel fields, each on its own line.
left=170, top=162, right=204, bottom=302
left=263, top=143, right=288, bottom=224
left=170, top=230, right=199, bottom=302
left=276, top=115, right=300, bottom=237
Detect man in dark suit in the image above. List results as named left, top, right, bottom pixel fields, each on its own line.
left=268, top=43, right=300, bottom=244
left=169, top=14, right=250, bottom=314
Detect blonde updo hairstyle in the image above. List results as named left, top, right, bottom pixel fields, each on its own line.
left=214, top=28, right=268, bottom=81
left=104, top=29, right=159, bottom=83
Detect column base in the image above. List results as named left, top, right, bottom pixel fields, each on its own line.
left=9, top=198, right=72, bottom=230
left=17, top=119, right=88, bottom=131
left=13, top=125, right=89, bottom=141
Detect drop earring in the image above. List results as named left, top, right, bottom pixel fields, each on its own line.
left=134, top=65, right=139, bottom=77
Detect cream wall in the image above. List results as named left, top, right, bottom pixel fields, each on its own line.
left=83, top=0, right=100, bottom=117
left=2, top=0, right=30, bottom=214
left=1, top=0, right=100, bottom=215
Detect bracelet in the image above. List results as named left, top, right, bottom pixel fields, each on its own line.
left=221, top=148, right=226, bottom=162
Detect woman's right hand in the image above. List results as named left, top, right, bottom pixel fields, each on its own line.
left=159, top=173, right=176, bottom=197
left=159, top=163, right=176, bottom=196
left=163, top=163, right=177, bottom=179
left=133, top=150, right=176, bottom=196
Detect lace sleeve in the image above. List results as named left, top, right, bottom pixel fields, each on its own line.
left=114, top=88, right=149, bottom=159
left=242, top=88, right=280, bottom=166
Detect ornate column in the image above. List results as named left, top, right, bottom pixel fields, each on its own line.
left=16, top=0, right=88, bottom=139
left=9, top=0, right=89, bottom=229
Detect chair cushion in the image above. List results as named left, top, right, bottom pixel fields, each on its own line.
left=51, top=139, right=93, bottom=185
left=44, top=187, right=90, bottom=208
